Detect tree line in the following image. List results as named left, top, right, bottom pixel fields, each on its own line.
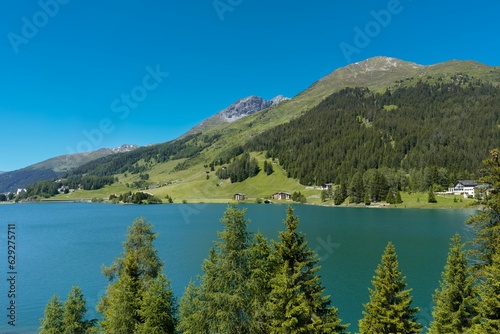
left=40, top=149, right=500, bottom=333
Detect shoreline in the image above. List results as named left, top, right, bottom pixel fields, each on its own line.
left=4, top=198, right=479, bottom=210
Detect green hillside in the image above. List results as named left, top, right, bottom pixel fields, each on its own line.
left=0, top=149, right=120, bottom=193
left=20, top=57, right=500, bottom=205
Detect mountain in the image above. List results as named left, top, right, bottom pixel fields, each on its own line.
left=22, top=56, right=500, bottom=203
left=0, top=144, right=138, bottom=193
left=186, top=95, right=289, bottom=135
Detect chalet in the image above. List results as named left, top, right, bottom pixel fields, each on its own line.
left=322, top=183, right=334, bottom=191
left=233, top=193, right=246, bottom=201
left=448, top=180, right=478, bottom=198
left=272, top=192, right=292, bottom=200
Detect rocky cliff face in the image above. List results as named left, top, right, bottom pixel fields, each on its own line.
left=111, top=144, right=139, bottom=153
left=219, top=95, right=289, bottom=122
left=186, top=94, right=289, bottom=135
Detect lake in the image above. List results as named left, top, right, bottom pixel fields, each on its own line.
left=0, top=203, right=475, bottom=333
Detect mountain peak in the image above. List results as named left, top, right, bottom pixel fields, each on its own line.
left=185, top=94, right=289, bottom=135
left=220, top=95, right=287, bottom=123
left=345, top=56, right=424, bottom=73
left=111, top=144, right=139, bottom=153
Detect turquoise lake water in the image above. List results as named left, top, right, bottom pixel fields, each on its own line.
left=0, top=203, right=475, bottom=333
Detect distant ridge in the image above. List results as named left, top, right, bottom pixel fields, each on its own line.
left=0, top=144, right=138, bottom=193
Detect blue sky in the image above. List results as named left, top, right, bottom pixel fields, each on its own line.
left=0, top=0, right=498, bottom=171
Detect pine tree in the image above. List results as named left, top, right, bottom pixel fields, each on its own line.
left=178, top=280, right=207, bottom=334
left=137, top=273, right=177, bottom=333
left=428, top=186, right=438, bottom=203
left=179, top=206, right=252, bottom=334
left=248, top=232, right=278, bottom=333
left=359, top=242, right=421, bottom=334
left=395, top=190, right=403, bottom=204
left=62, top=286, right=94, bottom=334
left=386, top=188, right=395, bottom=204
left=349, top=172, right=364, bottom=204
left=364, top=192, right=371, bottom=205
left=39, top=294, right=64, bottom=334
left=98, top=217, right=176, bottom=333
left=467, top=148, right=500, bottom=270
left=467, top=253, right=500, bottom=333
left=268, top=206, right=347, bottom=333
left=429, top=234, right=478, bottom=334
left=466, top=149, right=500, bottom=332
left=101, top=217, right=163, bottom=285
left=268, top=261, right=312, bottom=333
left=101, top=253, right=142, bottom=333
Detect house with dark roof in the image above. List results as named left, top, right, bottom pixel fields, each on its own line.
left=448, top=180, right=478, bottom=198
left=272, top=192, right=292, bottom=200
left=233, top=193, right=246, bottom=201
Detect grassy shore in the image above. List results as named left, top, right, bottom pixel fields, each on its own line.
left=43, top=152, right=478, bottom=209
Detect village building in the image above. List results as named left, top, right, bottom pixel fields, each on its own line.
left=322, top=183, right=334, bottom=191
left=447, top=180, right=490, bottom=198
left=233, top=193, right=246, bottom=201
left=272, top=192, right=292, bottom=200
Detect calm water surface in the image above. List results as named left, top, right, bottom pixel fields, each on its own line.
left=0, top=203, right=475, bottom=333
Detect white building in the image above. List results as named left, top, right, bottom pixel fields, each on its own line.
left=448, top=180, right=478, bottom=198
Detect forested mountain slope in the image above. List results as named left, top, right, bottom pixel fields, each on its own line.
left=244, top=79, right=500, bottom=187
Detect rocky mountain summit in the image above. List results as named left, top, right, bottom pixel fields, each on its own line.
left=220, top=95, right=289, bottom=122
left=186, top=95, right=289, bottom=135
left=111, top=144, right=139, bottom=153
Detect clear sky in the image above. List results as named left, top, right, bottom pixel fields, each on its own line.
left=0, top=0, right=498, bottom=171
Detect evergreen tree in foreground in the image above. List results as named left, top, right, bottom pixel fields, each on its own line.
left=466, top=253, right=500, bottom=333
left=97, top=217, right=176, bottom=333
left=466, top=149, right=500, bottom=332
left=467, top=148, right=500, bottom=271
left=178, top=205, right=252, bottom=334
left=39, top=294, right=64, bottom=334
left=429, top=234, right=478, bottom=334
left=268, top=206, right=347, bottom=333
left=248, top=231, right=278, bottom=333
left=40, top=287, right=96, bottom=334
left=359, top=242, right=421, bottom=334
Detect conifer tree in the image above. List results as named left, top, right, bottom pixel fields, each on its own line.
left=62, top=286, right=94, bottom=334
left=466, top=149, right=500, bottom=332
left=467, top=253, right=500, bottom=333
left=98, top=217, right=176, bottom=333
left=359, top=242, right=421, bottom=334
left=268, top=206, right=347, bottom=333
left=248, top=232, right=278, bottom=333
left=386, top=188, right=395, bottom=204
left=467, top=148, right=500, bottom=270
left=428, top=186, right=438, bottom=203
left=137, top=273, right=177, bottom=333
left=429, top=234, right=478, bottom=334
left=395, top=190, right=403, bottom=204
left=179, top=206, right=252, bottom=334
left=101, top=253, right=142, bottom=333
left=39, top=294, right=64, bottom=334
left=349, top=172, right=364, bottom=204
left=178, top=280, right=206, bottom=334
